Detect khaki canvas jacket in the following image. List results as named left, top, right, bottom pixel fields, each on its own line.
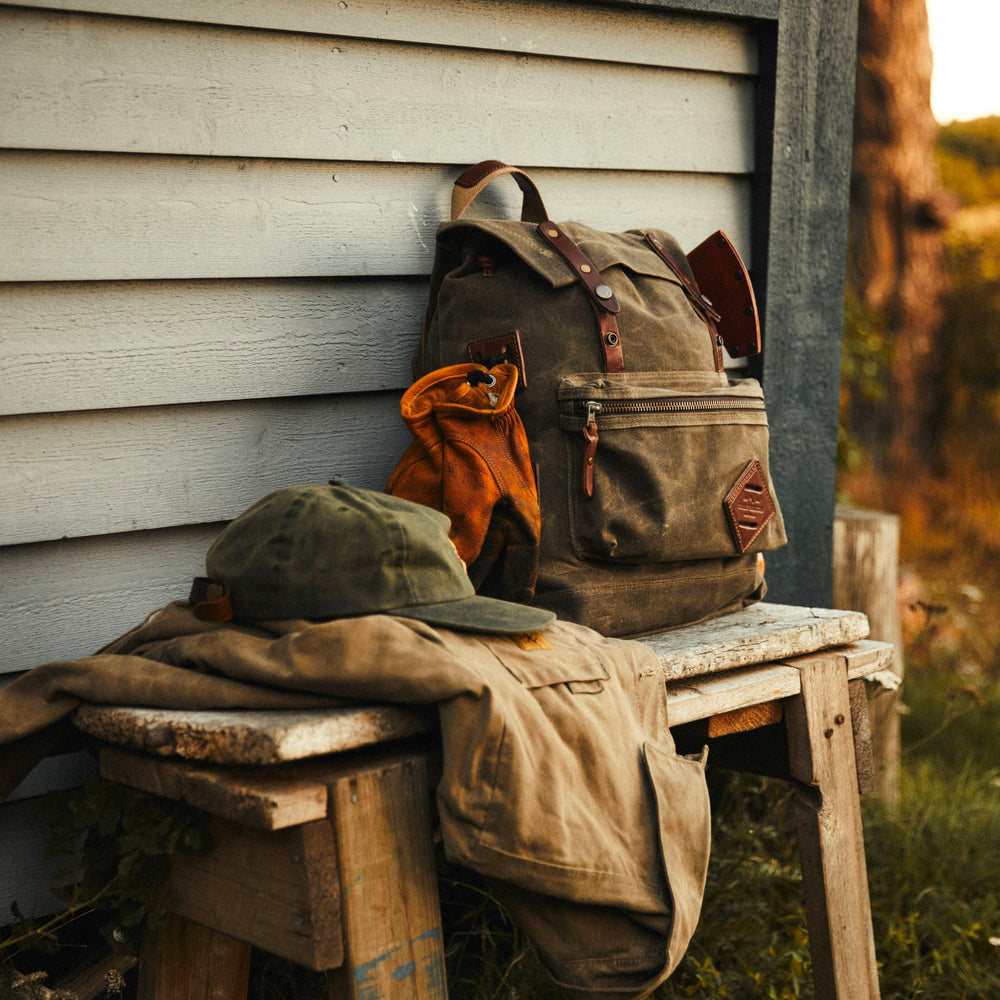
left=0, top=603, right=710, bottom=998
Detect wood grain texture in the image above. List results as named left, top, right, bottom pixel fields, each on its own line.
left=7, top=0, right=758, bottom=74
left=1, top=278, right=425, bottom=416
left=326, top=755, right=446, bottom=999
left=785, top=653, right=881, bottom=999
left=163, top=817, right=342, bottom=970
left=3, top=392, right=409, bottom=545
left=137, top=914, right=252, bottom=1000
left=640, top=603, right=870, bottom=678
left=0, top=154, right=751, bottom=282
left=2, top=9, right=754, bottom=167
left=99, top=747, right=332, bottom=830
left=833, top=506, right=904, bottom=804
left=76, top=703, right=437, bottom=765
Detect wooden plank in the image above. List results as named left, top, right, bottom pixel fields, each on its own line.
left=7, top=0, right=759, bottom=74
left=785, top=652, right=880, bottom=1000
left=0, top=278, right=425, bottom=416
left=2, top=392, right=410, bottom=546
left=165, top=817, right=342, bottom=970
left=667, top=662, right=801, bottom=725
left=1, top=9, right=755, bottom=167
left=665, top=638, right=894, bottom=725
left=640, top=603, right=870, bottom=678
left=326, top=755, right=446, bottom=999
left=75, top=704, right=437, bottom=765
left=833, top=506, right=904, bottom=805
left=99, top=747, right=331, bottom=830
left=97, top=743, right=440, bottom=829
left=849, top=678, right=876, bottom=795
left=0, top=154, right=751, bottom=282
left=0, top=525, right=221, bottom=676
left=137, top=914, right=251, bottom=1000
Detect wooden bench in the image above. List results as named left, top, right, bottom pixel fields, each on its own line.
left=73, top=604, right=892, bottom=1000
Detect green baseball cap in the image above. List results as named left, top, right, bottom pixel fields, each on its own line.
left=205, top=480, right=555, bottom=634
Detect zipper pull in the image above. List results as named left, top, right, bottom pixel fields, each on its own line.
left=581, top=400, right=601, bottom=498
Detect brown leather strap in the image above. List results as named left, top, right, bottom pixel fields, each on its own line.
left=644, top=232, right=724, bottom=372
left=451, top=160, right=549, bottom=222
left=189, top=577, right=234, bottom=623
left=539, top=221, right=624, bottom=373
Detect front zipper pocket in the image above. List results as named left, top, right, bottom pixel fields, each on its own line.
left=558, top=373, right=785, bottom=563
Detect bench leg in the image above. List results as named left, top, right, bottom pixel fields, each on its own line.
left=786, top=653, right=881, bottom=1000
left=325, top=755, right=448, bottom=1000
left=137, top=912, right=251, bottom=1000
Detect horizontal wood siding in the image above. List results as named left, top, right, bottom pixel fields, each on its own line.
left=0, top=0, right=759, bottom=917
left=4, top=0, right=759, bottom=73
left=0, top=156, right=750, bottom=282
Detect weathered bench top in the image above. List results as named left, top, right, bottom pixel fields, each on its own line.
left=73, top=604, right=882, bottom=769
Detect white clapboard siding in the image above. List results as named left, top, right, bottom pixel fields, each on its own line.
left=0, top=156, right=751, bottom=283
left=1, top=278, right=426, bottom=416
left=2, top=526, right=226, bottom=674
left=6, top=0, right=758, bottom=75
left=0, top=797, right=70, bottom=920
left=0, top=9, right=755, bottom=169
left=3, top=393, right=412, bottom=547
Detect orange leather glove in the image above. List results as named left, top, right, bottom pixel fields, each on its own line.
left=387, top=363, right=541, bottom=604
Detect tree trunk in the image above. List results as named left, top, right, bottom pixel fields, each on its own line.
left=848, top=0, right=950, bottom=488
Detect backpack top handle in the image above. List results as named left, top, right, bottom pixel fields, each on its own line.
left=451, top=159, right=549, bottom=223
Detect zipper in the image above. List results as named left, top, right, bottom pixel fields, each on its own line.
left=575, top=395, right=764, bottom=497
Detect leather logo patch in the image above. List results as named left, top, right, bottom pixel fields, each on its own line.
left=724, top=459, right=775, bottom=553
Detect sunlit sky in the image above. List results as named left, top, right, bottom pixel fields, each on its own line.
left=926, top=0, right=1000, bottom=123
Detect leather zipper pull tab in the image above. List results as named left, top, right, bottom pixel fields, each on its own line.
left=581, top=400, right=601, bottom=498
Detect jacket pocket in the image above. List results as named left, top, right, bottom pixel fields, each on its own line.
left=642, top=740, right=712, bottom=976
left=558, top=373, right=785, bottom=563
left=474, top=629, right=610, bottom=689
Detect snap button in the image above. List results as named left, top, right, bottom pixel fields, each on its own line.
left=595, top=284, right=613, bottom=299
left=605, top=332, right=620, bottom=347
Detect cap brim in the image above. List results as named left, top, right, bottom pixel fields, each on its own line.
left=388, top=594, right=555, bottom=635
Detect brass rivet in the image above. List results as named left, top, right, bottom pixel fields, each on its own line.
left=595, top=284, right=613, bottom=299
left=547, top=228, right=559, bottom=238
left=580, top=264, right=592, bottom=273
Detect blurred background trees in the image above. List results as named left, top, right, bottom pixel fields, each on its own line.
left=841, top=0, right=1000, bottom=604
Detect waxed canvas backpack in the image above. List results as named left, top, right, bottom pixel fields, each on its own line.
left=413, top=160, right=786, bottom=637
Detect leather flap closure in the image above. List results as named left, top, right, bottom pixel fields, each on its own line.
left=438, top=219, right=688, bottom=292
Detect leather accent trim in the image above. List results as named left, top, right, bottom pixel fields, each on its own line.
left=687, top=230, right=761, bottom=359
left=595, top=308, right=625, bottom=374
left=539, top=222, right=621, bottom=314
left=724, top=459, right=776, bottom=553
left=643, top=232, right=725, bottom=372
left=466, top=331, right=528, bottom=389
left=582, top=419, right=599, bottom=497
left=454, top=160, right=510, bottom=188
left=539, top=221, right=624, bottom=373
left=451, top=160, right=548, bottom=222
left=189, top=577, right=234, bottom=623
